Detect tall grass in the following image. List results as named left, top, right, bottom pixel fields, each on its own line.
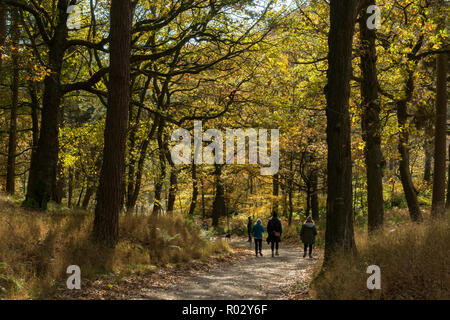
left=0, top=195, right=230, bottom=299
left=312, top=215, right=450, bottom=299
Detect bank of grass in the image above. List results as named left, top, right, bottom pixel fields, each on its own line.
left=0, top=195, right=230, bottom=299
left=312, top=212, right=450, bottom=300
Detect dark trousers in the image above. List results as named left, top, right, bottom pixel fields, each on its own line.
left=254, top=238, right=262, bottom=254
left=304, top=243, right=313, bottom=255
left=248, top=233, right=252, bottom=242
left=270, top=241, right=279, bottom=252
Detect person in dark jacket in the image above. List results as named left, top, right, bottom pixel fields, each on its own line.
left=252, top=219, right=264, bottom=257
left=247, top=216, right=253, bottom=243
left=300, top=216, right=318, bottom=258
left=267, top=212, right=282, bottom=257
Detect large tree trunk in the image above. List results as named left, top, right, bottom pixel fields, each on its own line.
left=212, top=164, right=225, bottom=227
left=93, top=0, right=131, bottom=247
left=323, top=0, right=359, bottom=263
left=6, top=9, right=19, bottom=195
left=358, top=0, right=384, bottom=233
left=24, top=1, right=69, bottom=209
left=431, top=50, right=447, bottom=217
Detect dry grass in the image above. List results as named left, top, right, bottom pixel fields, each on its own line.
left=0, top=194, right=230, bottom=299
left=312, top=213, right=450, bottom=300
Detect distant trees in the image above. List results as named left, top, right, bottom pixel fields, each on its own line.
left=4, top=0, right=107, bottom=209
left=0, top=0, right=447, bottom=254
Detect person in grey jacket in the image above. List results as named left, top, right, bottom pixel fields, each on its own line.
left=300, top=216, right=317, bottom=258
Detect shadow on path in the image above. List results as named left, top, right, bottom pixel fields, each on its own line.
left=138, top=238, right=318, bottom=300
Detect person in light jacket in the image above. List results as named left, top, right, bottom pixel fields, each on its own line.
left=300, top=216, right=317, bottom=258
left=251, top=219, right=264, bottom=257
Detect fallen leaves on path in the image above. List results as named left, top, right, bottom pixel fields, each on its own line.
left=53, top=246, right=253, bottom=300
left=51, top=238, right=321, bottom=300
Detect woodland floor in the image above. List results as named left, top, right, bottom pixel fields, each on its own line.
left=53, top=238, right=321, bottom=300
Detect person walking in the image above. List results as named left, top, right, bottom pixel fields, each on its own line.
left=267, top=212, right=282, bottom=257
left=247, top=216, right=253, bottom=243
left=251, top=218, right=264, bottom=257
left=300, top=216, right=318, bottom=258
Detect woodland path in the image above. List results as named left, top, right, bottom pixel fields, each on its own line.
left=57, top=238, right=319, bottom=300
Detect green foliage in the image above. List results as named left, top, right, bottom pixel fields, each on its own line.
left=385, top=193, right=408, bottom=209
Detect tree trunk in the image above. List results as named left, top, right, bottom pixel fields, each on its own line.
left=212, top=164, right=225, bottom=227
left=188, top=162, right=199, bottom=216
left=93, top=0, right=132, bottom=247
left=167, top=168, right=177, bottom=214
left=446, top=143, right=450, bottom=209
left=323, top=0, right=358, bottom=263
left=288, top=185, right=293, bottom=225
left=305, top=187, right=311, bottom=217
left=126, top=78, right=148, bottom=211
left=288, top=154, right=294, bottom=225
left=201, top=177, right=206, bottom=218
left=272, top=172, right=279, bottom=214
left=397, top=90, right=423, bottom=221
left=28, top=82, right=40, bottom=151
left=24, top=1, right=69, bottom=209
left=52, top=99, right=65, bottom=204
left=311, top=170, right=319, bottom=222
left=153, top=126, right=166, bottom=216
left=6, top=9, right=19, bottom=195
left=423, top=143, right=432, bottom=182
left=77, top=182, right=84, bottom=207
left=67, top=167, right=73, bottom=208
left=431, top=50, right=447, bottom=218
left=358, top=0, right=384, bottom=233
left=282, top=183, right=288, bottom=217
left=82, top=185, right=94, bottom=209
left=128, top=139, right=149, bottom=210
left=126, top=120, right=157, bottom=211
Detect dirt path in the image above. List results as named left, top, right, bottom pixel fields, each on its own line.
left=56, top=238, right=319, bottom=300
left=141, top=239, right=318, bottom=300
